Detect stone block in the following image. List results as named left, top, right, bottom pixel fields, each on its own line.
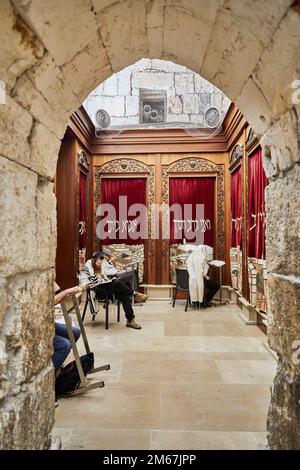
left=132, top=72, right=174, bottom=90
left=0, top=0, right=43, bottom=90
left=144, top=0, right=164, bottom=57
left=168, top=96, right=182, bottom=114
left=0, top=96, right=32, bottom=168
left=194, top=75, right=215, bottom=94
left=236, top=78, right=273, bottom=136
left=5, top=270, right=54, bottom=383
left=103, top=74, right=118, bottom=96
left=211, top=93, right=223, bottom=111
left=261, top=109, right=299, bottom=178
left=201, top=8, right=263, bottom=100
left=252, top=7, right=300, bottom=119
left=85, top=98, right=103, bottom=126
left=113, top=96, right=125, bottom=117
left=36, top=182, right=57, bottom=270
left=182, top=94, right=199, bottom=114
left=126, top=96, right=139, bottom=116
left=0, top=409, right=15, bottom=450
left=131, top=58, right=152, bottom=71
left=0, top=277, right=8, bottom=330
left=30, top=123, right=61, bottom=179
left=190, top=114, right=204, bottom=124
left=117, top=72, right=131, bottom=96
left=265, top=165, right=300, bottom=276
left=61, top=39, right=111, bottom=103
left=163, top=4, right=219, bottom=72
left=0, top=157, right=38, bottom=277
left=199, top=93, right=211, bottom=113
left=13, top=54, right=80, bottom=139
left=101, top=96, right=115, bottom=115
left=175, top=74, right=194, bottom=95
left=0, top=337, right=9, bottom=402
left=151, top=59, right=185, bottom=74
left=167, top=113, right=189, bottom=123
left=96, top=0, right=148, bottom=71
left=13, top=0, right=98, bottom=67
left=267, top=274, right=300, bottom=369
left=267, top=365, right=300, bottom=450
left=147, top=26, right=164, bottom=59
left=110, top=116, right=138, bottom=126
left=0, top=369, right=54, bottom=449
left=91, top=83, right=104, bottom=95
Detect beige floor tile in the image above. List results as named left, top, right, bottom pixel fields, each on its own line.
left=161, top=382, right=271, bottom=431
left=57, top=427, right=150, bottom=450
left=216, top=360, right=277, bottom=384
left=55, top=382, right=161, bottom=429
left=119, top=352, right=223, bottom=384
left=150, top=430, right=267, bottom=450
left=55, top=300, right=275, bottom=449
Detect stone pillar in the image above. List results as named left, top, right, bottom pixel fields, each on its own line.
left=262, top=111, right=300, bottom=449
left=0, top=156, right=57, bottom=449
left=0, top=66, right=61, bottom=450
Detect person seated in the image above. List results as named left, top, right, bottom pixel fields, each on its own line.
left=186, top=245, right=220, bottom=308
left=78, top=252, right=142, bottom=329
left=53, top=282, right=83, bottom=375
left=101, top=252, right=147, bottom=302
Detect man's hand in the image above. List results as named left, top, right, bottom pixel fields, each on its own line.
left=54, top=285, right=83, bottom=305
left=67, top=286, right=83, bottom=295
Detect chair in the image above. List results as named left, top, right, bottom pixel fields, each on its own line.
left=60, top=293, right=110, bottom=395
left=172, top=268, right=191, bottom=312
left=81, top=285, right=121, bottom=330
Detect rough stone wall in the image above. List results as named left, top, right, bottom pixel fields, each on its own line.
left=83, top=58, right=231, bottom=127
left=0, top=0, right=299, bottom=450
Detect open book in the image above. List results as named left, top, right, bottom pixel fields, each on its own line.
left=209, top=260, right=225, bottom=267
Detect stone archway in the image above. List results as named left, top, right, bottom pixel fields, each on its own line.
left=0, top=0, right=299, bottom=449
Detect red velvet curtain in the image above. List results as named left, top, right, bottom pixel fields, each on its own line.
left=101, top=178, right=146, bottom=245
left=248, top=148, right=267, bottom=259
left=79, top=172, right=87, bottom=249
left=169, top=177, right=215, bottom=245
left=230, top=167, right=242, bottom=248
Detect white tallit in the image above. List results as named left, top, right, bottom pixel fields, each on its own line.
left=186, top=245, right=211, bottom=302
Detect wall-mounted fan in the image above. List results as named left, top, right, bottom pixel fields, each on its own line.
left=95, top=109, right=110, bottom=128
left=94, top=106, right=223, bottom=140
left=95, top=109, right=123, bottom=137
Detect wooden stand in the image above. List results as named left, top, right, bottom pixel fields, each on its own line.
left=60, top=293, right=110, bottom=395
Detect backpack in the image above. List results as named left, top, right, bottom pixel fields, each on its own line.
left=55, top=352, right=94, bottom=399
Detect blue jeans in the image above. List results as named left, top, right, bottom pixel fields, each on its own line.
left=52, top=322, right=81, bottom=371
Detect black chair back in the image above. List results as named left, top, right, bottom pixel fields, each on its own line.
left=175, top=269, right=189, bottom=291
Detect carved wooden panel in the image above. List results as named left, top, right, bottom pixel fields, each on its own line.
left=161, top=157, right=225, bottom=261
left=94, top=158, right=155, bottom=280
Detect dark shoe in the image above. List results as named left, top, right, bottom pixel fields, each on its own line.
left=126, top=319, right=142, bottom=329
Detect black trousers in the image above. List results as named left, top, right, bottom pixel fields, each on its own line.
left=95, top=279, right=135, bottom=321
left=203, top=278, right=220, bottom=305
left=115, top=269, right=139, bottom=291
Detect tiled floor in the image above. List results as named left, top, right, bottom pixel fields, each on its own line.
left=53, top=300, right=276, bottom=450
